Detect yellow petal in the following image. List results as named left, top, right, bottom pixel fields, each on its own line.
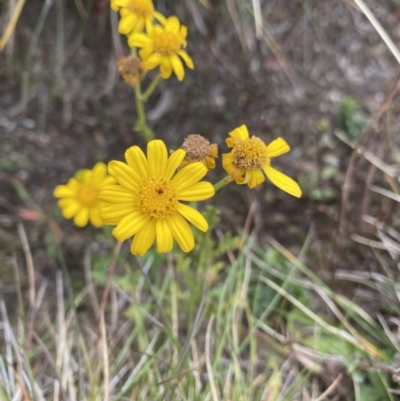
left=74, top=208, right=89, bottom=227
left=266, top=138, right=290, bottom=158
left=170, top=54, right=184, bottom=81
left=165, top=149, right=186, bottom=180
left=111, top=0, right=130, bottom=9
left=156, top=219, right=173, bottom=253
left=58, top=199, right=80, bottom=219
left=229, top=125, right=249, bottom=141
left=102, top=176, right=117, bottom=186
left=147, top=140, right=167, bottom=178
left=139, top=47, right=154, bottom=60
left=178, top=182, right=215, bottom=201
left=176, top=203, right=208, bottom=232
left=226, top=137, right=239, bottom=148
left=153, top=25, right=163, bottom=35
left=153, top=11, right=166, bottom=25
left=112, top=211, right=147, bottom=241
left=222, top=152, right=234, bottom=171
left=246, top=169, right=265, bottom=189
left=145, top=15, right=154, bottom=33
left=178, top=50, right=194, bottom=69
left=165, top=16, right=180, bottom=34
left=134, top=17, right=145, bottom=33
left=119, top=8, right=130, bottom=17
left=128, top=32, right=152, bottom=48
left=172, top=162, right=207, bottom=191
left=264, top=166, right=302, bottom=198
left=89, top=208, right=104, bottom=227
left=143, top=53, right=162, bottom=70
left=100, top=203, right=137, bottom=225
left=208, top=143, right=218, bottom=158
left=178, top=25, right=188, bottom=42
left=54, top=184, right=74, bottom=198
left=125, top=146, right=149, bottom=179
left=222, top=153, right=243, bottom=181
left=119, top=14, right=139, bottom=35
left=167, top=214, right=194, bottom=252
left=92, top=162, right=107, bottom=181
left=130, top=221, right=156, bottom=256
left=204, top=156, right=216, bottom=170
left=160, top=57, right=172, bottom=79
left=98, top=185, right=136, bottom=204
left=108, top=161, right=141, bottom=192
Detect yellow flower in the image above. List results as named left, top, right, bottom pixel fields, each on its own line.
left=54, top=163, right=116, bottom=227
left=99, top=140, right=215, bottom=256
left=110, top=0, right=166, bottom=35
left=222, top=125, right=302, bottom=197
left=179, top=134, right=218, bottom=170
left=128, top=16, right=194, bottom=81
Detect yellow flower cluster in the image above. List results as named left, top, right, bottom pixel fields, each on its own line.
left=111, top=0, right=194, bottom=81
left=54, top=126, right=301, bottom=256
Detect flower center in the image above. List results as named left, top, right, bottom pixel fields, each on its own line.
left=77, top=184, right=99, bottom=207
left=138, top=178, right=178, bottom=219
left=182, top=134, right=210, bottom=161
left=153, top=32, right=181, bottom=55
left=232, top=137, right=267, bottom=170
left=129, top=0, right=153, bottom=15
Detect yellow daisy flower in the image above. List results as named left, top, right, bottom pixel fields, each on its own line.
left=222, top=125, right=302, bottom=197
left=99, top=140, right=215, bottom=256
left=54, top=162, right=116, bottom=227
left=179, top=134, right=218, bottom=170
left=110, top=0, right=166, bottom=35
left=128, top=16, right=194, bottom=81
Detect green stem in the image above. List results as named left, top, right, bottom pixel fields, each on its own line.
left=130, top=46, right=154, bottom=142
left=141, top=73, right=161, bottom=102
left=134, top=80, right=154, bottom=142
left=214, top=176, right=230, bottom=191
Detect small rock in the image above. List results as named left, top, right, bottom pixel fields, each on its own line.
left=21, top=119, right=36, bottom=130
left=0, top=116, right=16, bottom=132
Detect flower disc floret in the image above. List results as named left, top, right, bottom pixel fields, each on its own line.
left=222, top=125, right=302, bottom=197
left=128, top=16, right=194, bottom=81
left=179, top=134, right=218, bottom=170
left=232, top=137, right=267, bottom=170
left=139, top=178, right=178, bottom=219
left=99, top=140, right=215, bottom=256
left=182, top=134, right=210, bottom=160
left=54, top=162, right=116, bottom=227
left=77, top=185, right=99, bottom=207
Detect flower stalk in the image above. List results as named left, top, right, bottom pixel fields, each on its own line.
left=134, top=81, right=154, bottom=142
left=213, top=177, right=230, bottom=192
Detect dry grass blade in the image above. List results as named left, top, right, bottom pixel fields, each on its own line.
left=314, top=287, right=382, bottom=359
left=352, top=0, right=400, bottom=64
left=250, top=0, right=262, bottom=38
left=205, top=315, right=219, bottom=401
left=100, top=314, right=110, bottom=401
left=351, top=234, right=390, bottom=250
left=370, top=185, right=400, bottom=203
left=335, top=130, right=398, bottom=178
left=361, top=215, right=400, bottom=260
left=259, top=276, right=365, bottom=350
left=0, top=0, right=26, bottom=51
left=313, top=374, right=343, bottom=401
